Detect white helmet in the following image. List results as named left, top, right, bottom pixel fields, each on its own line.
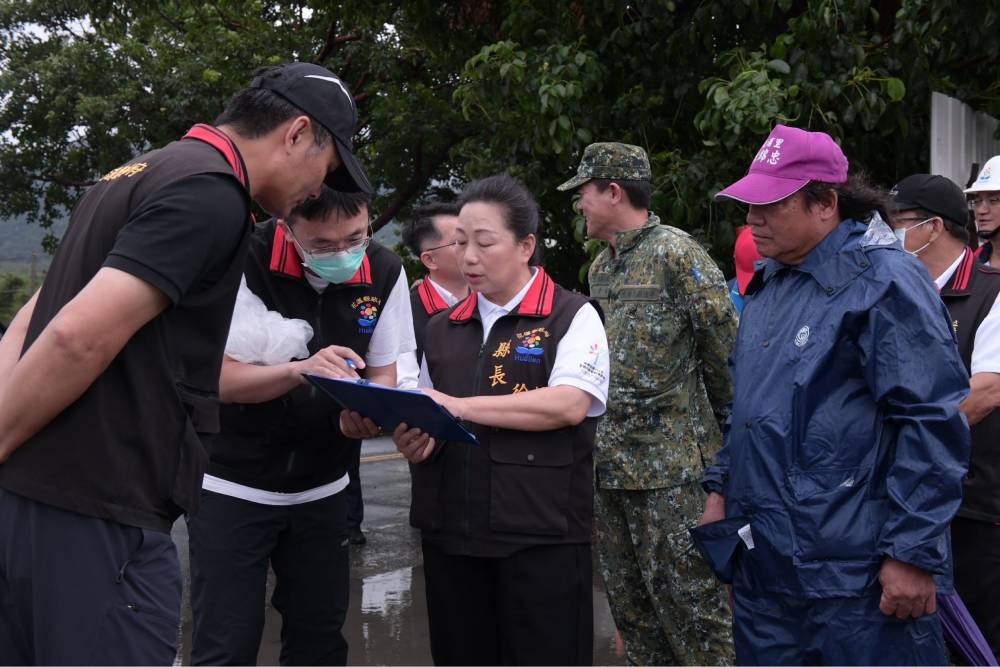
left=965, top=155, right=1000, bottom=193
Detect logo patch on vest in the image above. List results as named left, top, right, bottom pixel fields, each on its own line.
left=580, top=342, right=608, bottom=383
left=351, top=296, right=382, bottom=333
left=514, top=327, right=550, bottom=363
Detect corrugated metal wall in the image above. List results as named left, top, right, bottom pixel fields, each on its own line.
left=930, top=91, right=1000, bottom=188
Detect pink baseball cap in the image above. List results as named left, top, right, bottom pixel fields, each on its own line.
left=716, top=125, right=849, bottom=205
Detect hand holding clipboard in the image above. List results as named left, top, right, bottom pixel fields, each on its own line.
left=304, top=374, right=478, bottom=446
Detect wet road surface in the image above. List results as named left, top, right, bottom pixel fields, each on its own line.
left=172, top=438, right=626, bottom=665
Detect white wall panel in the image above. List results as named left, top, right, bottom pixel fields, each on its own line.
left=930, top=91, right=1000, bottom=187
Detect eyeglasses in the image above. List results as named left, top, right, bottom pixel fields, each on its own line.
left=968, top=195, right=1000, bottom=210
left=422, top=240, right=457, bottom=254
left=286, top=223, right=373, bottom=256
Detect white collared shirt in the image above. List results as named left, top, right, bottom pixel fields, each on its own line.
left=209, top=265, right=416, bottom=506
left=418, top=269, right=610, bottom=416
left=397, top=278, right=463, bottom=390
left=935, top=251, right=1000, bottom=374
left=426, top=277, right=462, bottom=307
left=307, top=267, right=417, bottom=368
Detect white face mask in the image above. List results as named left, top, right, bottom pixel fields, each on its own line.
left=892, top=217, right=934, bottom=256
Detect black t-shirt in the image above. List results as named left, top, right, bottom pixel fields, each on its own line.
left=0, top=137, right=251, bottom=532
left=104, top=175, right=248, bottom=302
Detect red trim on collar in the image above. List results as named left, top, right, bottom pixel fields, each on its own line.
left=950, top=247, right=975, bottom=292
left=449, top=291, right=479, bottom=322
left=268, top=225, right=373, bottom=285
left=418, top=278, right=450, bottom=315
left=516, top=268, right=554, bottom=317
left=269, top=225, right=303, bottom=278
left=181, top=124, right=248, bottom=190
left=345, top=254, right=372, bottom=286
left=449, top=268, right=554, bottom=322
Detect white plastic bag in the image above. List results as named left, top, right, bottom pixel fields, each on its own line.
left=225, top=276, right=314, bottom=365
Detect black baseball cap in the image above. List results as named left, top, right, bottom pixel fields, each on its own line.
left=252, top=63, right=372, bottom=194
left=888, top=174, right=968, bottom=227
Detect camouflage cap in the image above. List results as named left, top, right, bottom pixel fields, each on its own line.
left=556, top=142, right=651, bottom=191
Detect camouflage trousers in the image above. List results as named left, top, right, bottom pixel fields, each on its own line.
left=595, top=483, right=733, bottom=666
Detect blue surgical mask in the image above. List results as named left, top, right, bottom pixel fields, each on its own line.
left=301, top=246, right=366, bottom=284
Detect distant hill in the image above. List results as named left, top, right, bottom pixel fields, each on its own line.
left=0, top=215, right=68, bottom=273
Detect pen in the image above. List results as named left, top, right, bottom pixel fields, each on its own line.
left=345, top=359, right=356, bottom=370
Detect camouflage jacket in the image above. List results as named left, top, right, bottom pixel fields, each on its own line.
left=589, top=214, right=737, bottom=490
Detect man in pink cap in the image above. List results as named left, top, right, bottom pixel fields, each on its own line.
left=691, top=125, right=971, bottom=665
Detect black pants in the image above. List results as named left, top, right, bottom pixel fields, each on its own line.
left=346, top=441, right=363, bottom=528
left=188, top=490, right=350, bottom=666
left=421, top=539, right=593, bottom=665
left=952, top=516, right=1000, bottom=661
left=0, top=490, right=181, bottom=665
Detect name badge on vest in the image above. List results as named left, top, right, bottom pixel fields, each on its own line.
left=617, top=285, right=660, bottom=301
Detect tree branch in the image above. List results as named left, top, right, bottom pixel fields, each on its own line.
left=155, top=6, right=187, bottom=34
left=371, top=133, right=465, bottom=232
left=314, top=20, right=362, bottom=65
left=209, top=1, right=242, bottom=31
left=354, top=70, right=370, bottom=94
left=341, top=52, right=356, bottom=76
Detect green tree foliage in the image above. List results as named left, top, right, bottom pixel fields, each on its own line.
left=1, top=0, right=997, bottom=289
left=0, top=0, right=485, bottom=249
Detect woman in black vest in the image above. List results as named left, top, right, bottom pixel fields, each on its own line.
left=391, top=174, right=610, bottom=666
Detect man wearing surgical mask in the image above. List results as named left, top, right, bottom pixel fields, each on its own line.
left=888, top=174, right=1000, bottom=658
left=188, top=188, right=416, bottom=665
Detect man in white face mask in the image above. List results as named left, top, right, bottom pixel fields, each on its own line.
left=188, top=187, right=416, bottom=665
left=888, top=173, right=1000, bottom=660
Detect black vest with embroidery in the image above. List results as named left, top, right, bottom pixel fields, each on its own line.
left=204, top=219, right=402, bottom=492
left=409, top=279, right=451, bottom=365
left=941, top=249, right=1000, bottom=521
left=412, top=271, right=600, bottom=553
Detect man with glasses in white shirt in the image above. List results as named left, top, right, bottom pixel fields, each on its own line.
left=398, top=202, right=469, bottom=390
left=966, top=156, right=1000, bottom=267
left=188, top=188, right=416, bottom=665
left=888, top=174, right=1000, bottom=660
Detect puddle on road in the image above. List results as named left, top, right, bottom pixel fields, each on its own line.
left=345, top=563, right=625, bottom=666
left=360, top=567, right=413, bottom=617
left=346, top=565, right=433, bottom=665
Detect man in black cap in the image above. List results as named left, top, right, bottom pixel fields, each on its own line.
left=0, top=62, right=369, bottom=665
left=888, top=174, right=1000, bottom=658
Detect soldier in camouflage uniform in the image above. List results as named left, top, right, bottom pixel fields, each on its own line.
left=558, top=143, right=737, bottom=665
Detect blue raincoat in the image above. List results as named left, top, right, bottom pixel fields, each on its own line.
left=696, top=219, right=971, bottom=664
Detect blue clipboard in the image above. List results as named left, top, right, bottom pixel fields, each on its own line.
left=303, top=374, right=479, bottom=445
